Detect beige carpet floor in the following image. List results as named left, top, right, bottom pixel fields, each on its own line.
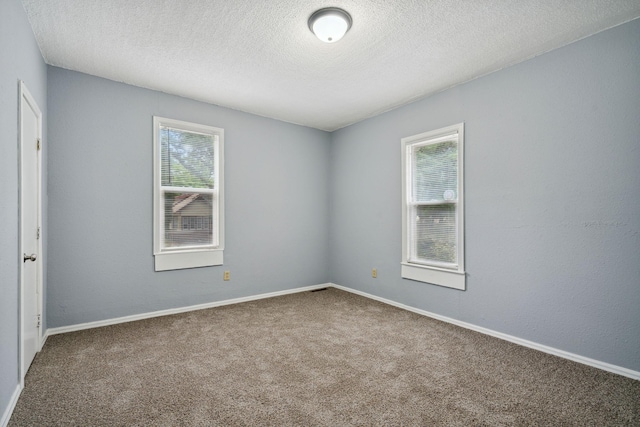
left=9, top=288, right=640, bottom=426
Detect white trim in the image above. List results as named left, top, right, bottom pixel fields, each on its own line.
left=401, top=263, right=465, bottom=290
left=39, top=333, right=48, bottom=351
left=161, top=186, right=215, bottom=194
left=1, top=384, right=22, bottom=427
left=152, top=116, right=225, bottom=271
left=154, top=248, right=223, bottom=271
left=18, top=81, right=44, bottom=388
left=401, top=123, right=465, bottom=290
left=46, top=284, right=330, bottom=336
left=329, top=283, right=640, bottom=380
left=40, top=282, right=640, bottom=382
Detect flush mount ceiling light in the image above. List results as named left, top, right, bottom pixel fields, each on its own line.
left=308, top=7, right=352, bottom=43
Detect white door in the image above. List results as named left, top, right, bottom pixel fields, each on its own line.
left=20, top=81, right=42, bottom=380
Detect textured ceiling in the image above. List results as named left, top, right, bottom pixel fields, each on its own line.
left=21, top=0, right=640, bottom=131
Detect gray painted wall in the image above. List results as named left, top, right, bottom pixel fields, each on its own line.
left=0, top=0, right=48, bottom=419
left=3, top=10, right=639, bottom=423
left=46, top=67, right=331, bottom=327
left=330, top=19, right=640, bottom=372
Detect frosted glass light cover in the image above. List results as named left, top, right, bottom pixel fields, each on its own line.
left=309, top=8, right=352, bottom=43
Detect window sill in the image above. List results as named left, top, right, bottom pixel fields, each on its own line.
left=155, top=249, right=223, bottom=271
left=401, top=263, right=465, bottom=290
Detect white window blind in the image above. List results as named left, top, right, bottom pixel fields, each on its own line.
left=160, top=126, right=217, bottom=250
left=410, top=134, right=459, bottom=267
left=153, top=117, right=224, bottom=271
left=401, top=123, right=465, bottom=290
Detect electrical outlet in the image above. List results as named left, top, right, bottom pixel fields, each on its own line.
left=372, top=268, right=377, bottom=278
left=223, top=271, right=230, bottom=281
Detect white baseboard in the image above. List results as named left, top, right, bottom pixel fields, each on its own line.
left=329, top=283, right=640, bottom=381
left=46, top=283, right=330, bottom=337
left=39, top=333, right=47, bottom=351
left=1, top=384, right=22, bottom=427
left=41, top=281, right=639, bottom=381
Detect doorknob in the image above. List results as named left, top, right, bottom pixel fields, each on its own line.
left=23, top=253, right=37, bottom=262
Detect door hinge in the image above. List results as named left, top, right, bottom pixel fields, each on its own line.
left=37, top=314, right=41, bottom=328
left=37, top=138, right=41, bottom=151
left=37, top=227, right=40, bottom=240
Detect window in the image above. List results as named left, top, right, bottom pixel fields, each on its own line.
left=401, top=123, right=465, bottom=290
left=153, top=117, right=224, bottom=271
left=180, top=216, right=211, bottom=230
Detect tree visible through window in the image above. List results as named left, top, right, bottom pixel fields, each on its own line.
left=160, top=126, right=216, bottom=249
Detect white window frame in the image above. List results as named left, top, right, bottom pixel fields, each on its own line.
left=153, top=116, right=224, bottom=271
left=401, top=123, right=465, bottom=290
